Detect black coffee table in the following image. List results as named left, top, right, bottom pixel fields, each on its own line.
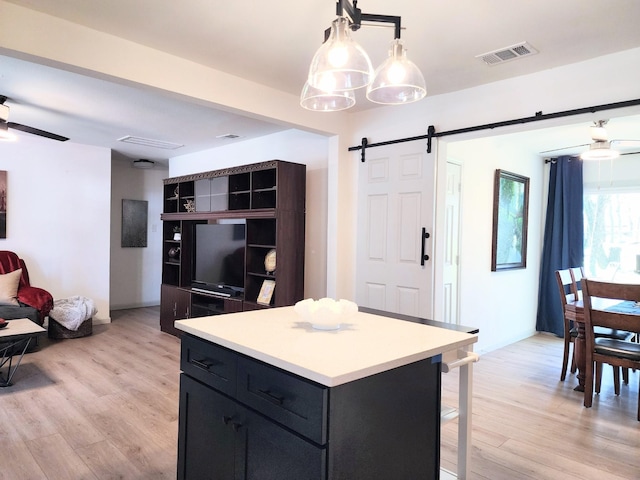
left=0, top=318, right=46, bottom=387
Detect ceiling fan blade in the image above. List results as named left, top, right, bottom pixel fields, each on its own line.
left=620, top=151, right=640, bottom=156
left=7, top=122, right=69, bottom=142
left=611, top=139, right=640, bottom=147
left=538, top=143, right=590, bottom=155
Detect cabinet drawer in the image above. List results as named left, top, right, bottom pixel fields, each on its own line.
left=181, top=334, right=237, bottom=396
left=237, top=357, right=327, bottom=444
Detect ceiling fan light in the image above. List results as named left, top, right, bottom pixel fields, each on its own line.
left=580, top=141, right=620, bottom=161
left=132, top=159, right=155, bottom=169
left=366, top=39, right=427, bottom=105
left=300, top=82, right=356, bottom=112
left=307, top=17, right=373, bottom=92
left=0, top=122, right=17, bottom=142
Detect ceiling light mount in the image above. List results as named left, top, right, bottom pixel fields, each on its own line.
left=301, top=0, right=426, bottom=112
left=336, top=0, right=402, bottom=39
left=132, top=159, right=155, bottom=169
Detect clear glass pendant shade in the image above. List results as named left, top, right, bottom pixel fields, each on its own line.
left=300, top=82, right=356, bottom=112
left=307, top=17, right=373, bottom=91
left=366, top=39, right=427, bottom=105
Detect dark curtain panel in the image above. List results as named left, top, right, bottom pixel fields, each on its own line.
left=535, top=156, right=584, bottom=336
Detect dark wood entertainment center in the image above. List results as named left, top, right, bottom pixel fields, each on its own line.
left=160, top=160, right=306, bottom=336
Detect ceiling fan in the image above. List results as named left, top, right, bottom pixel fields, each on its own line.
left=0, top=95, right=69, bottom=142
left=540, top=119, right=640, bottom=160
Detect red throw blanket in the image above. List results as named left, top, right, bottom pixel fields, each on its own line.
left=0, top=250, right=53, bottom=323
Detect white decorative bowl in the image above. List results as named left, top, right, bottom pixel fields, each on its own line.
left=294, top=298, right=358, bottom=330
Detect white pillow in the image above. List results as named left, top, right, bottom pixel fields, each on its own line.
left=0, top=269, right=22, bottom=306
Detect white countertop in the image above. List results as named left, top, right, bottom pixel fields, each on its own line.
left=175, top=306, right=477, bottom=387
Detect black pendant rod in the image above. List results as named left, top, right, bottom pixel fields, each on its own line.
left=348, top=98, right=640, bottom=161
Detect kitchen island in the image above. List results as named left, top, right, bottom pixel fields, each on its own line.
left=175, top=306, right=477, bottom=480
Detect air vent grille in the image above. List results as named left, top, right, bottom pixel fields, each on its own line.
left=117, top=135, right=184, bottom=150
left=476, top=42, right=538, bottom=66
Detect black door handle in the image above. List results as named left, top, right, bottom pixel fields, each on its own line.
left=421, top=228, right=430, bottom=266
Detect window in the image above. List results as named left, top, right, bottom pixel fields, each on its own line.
left=584, top=190, right=640, bottom=282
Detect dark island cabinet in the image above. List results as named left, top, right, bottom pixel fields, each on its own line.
left=178, top=375, right=326, bottom=480
left=177, top=334, right=441, bottom=480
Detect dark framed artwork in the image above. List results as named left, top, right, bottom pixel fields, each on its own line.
left=0, top=171, right=6, bottom=239
left=491, top=169, right=530, bottom=271
left=121, top=199, right=148, bottom=248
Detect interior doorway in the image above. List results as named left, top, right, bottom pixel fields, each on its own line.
left=443, top=160, right=462, bottom=324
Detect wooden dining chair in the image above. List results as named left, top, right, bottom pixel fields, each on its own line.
left=555, top=269, right=578, bottom=381
left=582, top=279, right=640, bottom=421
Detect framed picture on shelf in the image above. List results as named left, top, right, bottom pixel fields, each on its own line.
left=491, top=169, right=530, bottom=271
left=257, top=279, right=275, bottom=306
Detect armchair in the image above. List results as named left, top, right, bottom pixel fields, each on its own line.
left=0, top=250, right=53, bottom=325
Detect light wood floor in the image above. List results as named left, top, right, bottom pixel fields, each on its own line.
left=441, top=333, right=640, bottom=479
left=1, top=308, right=638, bottom=479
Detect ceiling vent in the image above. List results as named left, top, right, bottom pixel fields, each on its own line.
left=475, top=42, right=538, bottom=66
left=117, top=135, right=184, bottom=150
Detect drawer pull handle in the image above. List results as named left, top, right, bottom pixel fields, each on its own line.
left=222, top=416, right=242, bottom=432
left=192, top=358, right=218, bottom=370
left=258, top=388, right=285, bottom=405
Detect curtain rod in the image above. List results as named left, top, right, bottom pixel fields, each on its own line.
left=348, top=98, right=640, bottom=162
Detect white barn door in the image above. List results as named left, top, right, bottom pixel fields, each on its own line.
left=356, top=142, right=435, bottom=317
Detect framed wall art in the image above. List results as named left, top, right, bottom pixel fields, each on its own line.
left=491, top=169, right=530, bottom=271
left=121, top=199, right=148, bottom=248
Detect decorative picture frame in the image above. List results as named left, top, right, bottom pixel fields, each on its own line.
left=491, top=169, right=530, bottom=271
left=257, top=279, right=275, bottom=306
left=121, top=199, right=148, bottom=248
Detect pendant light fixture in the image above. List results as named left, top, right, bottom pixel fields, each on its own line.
left=366, top=39, right=426, bottom=105
left=307, top=16, right=373, bottom=92
left=301, top=0, right=426, bottom=112
left=300, top=81, right=356, bottom=112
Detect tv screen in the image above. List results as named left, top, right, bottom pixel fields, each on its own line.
left=192, top=222, right=245, bottom=294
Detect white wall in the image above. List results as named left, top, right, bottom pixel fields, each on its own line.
left=110, top=154, right=168, bottom=309
left=169, top=129, right=329, bottom=300
left=447, top=138, right=544, bottom=353
left=0, top=134, right=112, bottom=322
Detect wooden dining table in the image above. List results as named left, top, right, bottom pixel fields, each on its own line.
left=565, top=297, right=640, bottom=392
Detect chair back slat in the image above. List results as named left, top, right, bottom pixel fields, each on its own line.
left=588, top=309, right=640, bottom=333
left=569, top=266, right=585, bottom=301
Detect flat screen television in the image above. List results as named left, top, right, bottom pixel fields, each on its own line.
left=191, top=222, right=246, bottom=297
